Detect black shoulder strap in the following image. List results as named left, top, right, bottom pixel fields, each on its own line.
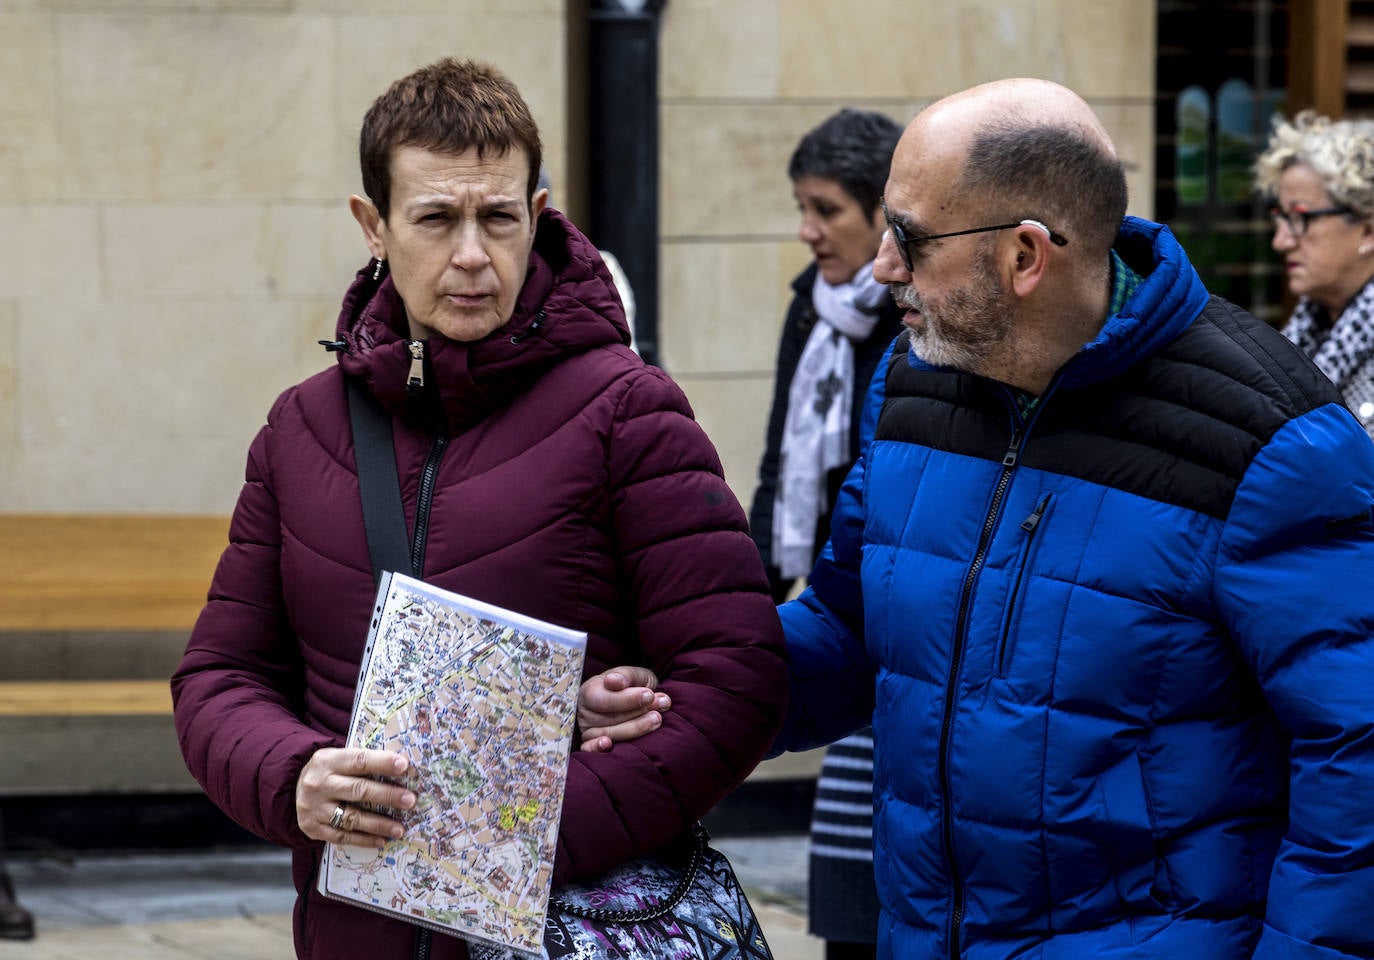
left=346, top=379, right=414, bottom=582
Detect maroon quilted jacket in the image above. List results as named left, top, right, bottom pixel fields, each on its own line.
left=171, top=209, right=788, bottom=959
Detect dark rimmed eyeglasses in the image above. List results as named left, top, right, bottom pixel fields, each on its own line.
left=1267, top=203, right=1353, bottom=238
left=881, top=198, right=1068, bottom=272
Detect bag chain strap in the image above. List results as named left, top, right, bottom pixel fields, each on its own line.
left=548, top=823, right=709, bottom=924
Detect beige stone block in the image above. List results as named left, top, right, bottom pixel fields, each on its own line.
left=103, top=202, right=361, bottom=301
left=291, top=295, right=344, bottom=382
left=57, top=12, right=336, bottom=201
left=752, top=903, right=823, bottom=960
left=0, top=914, right=296, bottom=960
left=333, top=123, right=368, bottom=203
left=1030, top=0, right=1156, bottom=99
left=264, top=203, right=367, bottom=299
left=767, top=0, right=1150, bottom=101
left=659, top=239, right=810, bottom=375
left=661, top=0, right=779, bottom=99
left=774, top=0, right=966, bottom=100
left=105, top=204, right=269, bottom=300
left=0, top=629, right=190, bottom=681
left=0, top=302, right=15, bottom=453
left=674, top=372, right=773, bottom=507
left=332, top=12, right=567, bottom=200
left=1093, top=100, right=1156, bottom=220
left=45, top=0, right=554, bottom=9
left=661, top=102, right=804, bottom=237
left=0, top=715, right=195, bottom=793
left=40, top=1, right=292, bottom=9
left=663, top=102, right=911, bottom=238
left=13, top=297, right=310, bottom=512
left=751, top=746, right=825, bottom=781
left=299, top=0, right=560, bottom=10
left=4, top=413, right=256, bottom=513
left=0, top=457, right=12, bottom=510
left=7, top=915, right=296, bottom=960
left=0, top=204, right=101, bottom=300
left=0, top=911, right=295, bottom=960
left=0, top=11, right=59, bottom=202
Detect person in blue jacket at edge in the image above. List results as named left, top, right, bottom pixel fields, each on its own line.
left=580, top=77, right=1374, bottom=959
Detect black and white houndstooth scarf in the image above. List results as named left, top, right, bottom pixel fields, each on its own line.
left=1284, top=279, right=1374, bottom=438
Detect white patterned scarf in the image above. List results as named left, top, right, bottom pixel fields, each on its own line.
left=1284, top=277, right=1374, bottom=438
left=773, top=262, right=888, bottom=578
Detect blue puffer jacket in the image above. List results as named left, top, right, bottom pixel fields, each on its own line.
left=778, top=217, right=1374, bottom=959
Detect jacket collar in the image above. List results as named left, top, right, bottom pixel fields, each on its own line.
left=1057, top=216, right=1212, bottom=389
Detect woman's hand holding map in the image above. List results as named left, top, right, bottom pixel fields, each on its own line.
left=295, top=747, right=417, bottom=848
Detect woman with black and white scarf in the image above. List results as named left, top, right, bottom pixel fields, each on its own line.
left=746, top=107, right=904, bottom=960
left=1256, top=110, right=1374, bottom=439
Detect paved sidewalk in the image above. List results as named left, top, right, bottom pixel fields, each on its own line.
left=0, top=836, right=821, bottom=959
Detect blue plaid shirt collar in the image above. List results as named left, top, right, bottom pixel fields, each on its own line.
left=1010, top=250, right=1144, bottom=419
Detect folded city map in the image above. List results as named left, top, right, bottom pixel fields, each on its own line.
left=319, top=571, right=587, bottom=956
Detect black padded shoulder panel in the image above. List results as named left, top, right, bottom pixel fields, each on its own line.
left=875, top=297, right=1345, bottom=518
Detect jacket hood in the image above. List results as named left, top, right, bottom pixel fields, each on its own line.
left=332, top=207, right=631, bottom=433
left=1057, top=215, right=1212, bottom=389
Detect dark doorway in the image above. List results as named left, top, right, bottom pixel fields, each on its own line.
left=1156, top=0, right=1289, bottom=325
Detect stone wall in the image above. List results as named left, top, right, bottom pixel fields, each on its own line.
left=0, top=0, right=569, bottom=512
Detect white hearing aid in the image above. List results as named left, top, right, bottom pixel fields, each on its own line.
left=1019, top=219, right=1069, bottom=246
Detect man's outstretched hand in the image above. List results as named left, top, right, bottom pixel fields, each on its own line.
left=577, top=665, right=672, bottom=752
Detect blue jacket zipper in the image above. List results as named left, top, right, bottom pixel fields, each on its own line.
left=939, top=376, right=1063, bottom=958
left=996, top=493, right=1052, bottom=677
left=940, top=424, right=1021, bottom=958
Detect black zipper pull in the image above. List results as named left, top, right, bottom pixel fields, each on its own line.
left=1002, top=429, right=1023, bottom=467
left=318, top=339, right=348, bottom=353
left=510, top=310, right=546, bottom=345
left=406, top=340, right=425, bottom=397
left=1021, top=494, right=1051, bottom=532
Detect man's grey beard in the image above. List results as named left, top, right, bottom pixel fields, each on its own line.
left=891, top=281, right=1010, bottom=373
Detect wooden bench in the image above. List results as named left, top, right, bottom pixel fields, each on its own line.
left=0, top=515, right=229, bottom=795
left=0, top=680, right=172, bottom=717
left=0, top=514, right=229, bottom=633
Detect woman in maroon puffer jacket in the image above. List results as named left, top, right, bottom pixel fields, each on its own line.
left=170, top=58, right=788, bottom=960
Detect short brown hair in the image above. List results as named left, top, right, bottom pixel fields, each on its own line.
left=958, top=117, right=1127, bottom=254
left=359, top=58, right=543, bottom=221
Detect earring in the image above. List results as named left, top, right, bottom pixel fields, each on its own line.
left=373, top=257, right=386, bottom=280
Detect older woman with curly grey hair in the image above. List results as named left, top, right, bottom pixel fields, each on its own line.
left=1256, top=110, right=1374, bottom=436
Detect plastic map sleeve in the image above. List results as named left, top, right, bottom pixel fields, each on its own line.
left=318, top=571, right=588, bottom=957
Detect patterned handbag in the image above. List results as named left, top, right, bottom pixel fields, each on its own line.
left=471, top=824, right=775, bottom=960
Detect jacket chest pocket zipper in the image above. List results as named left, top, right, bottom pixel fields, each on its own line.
left=996, top=493, right=1052, bottom=678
